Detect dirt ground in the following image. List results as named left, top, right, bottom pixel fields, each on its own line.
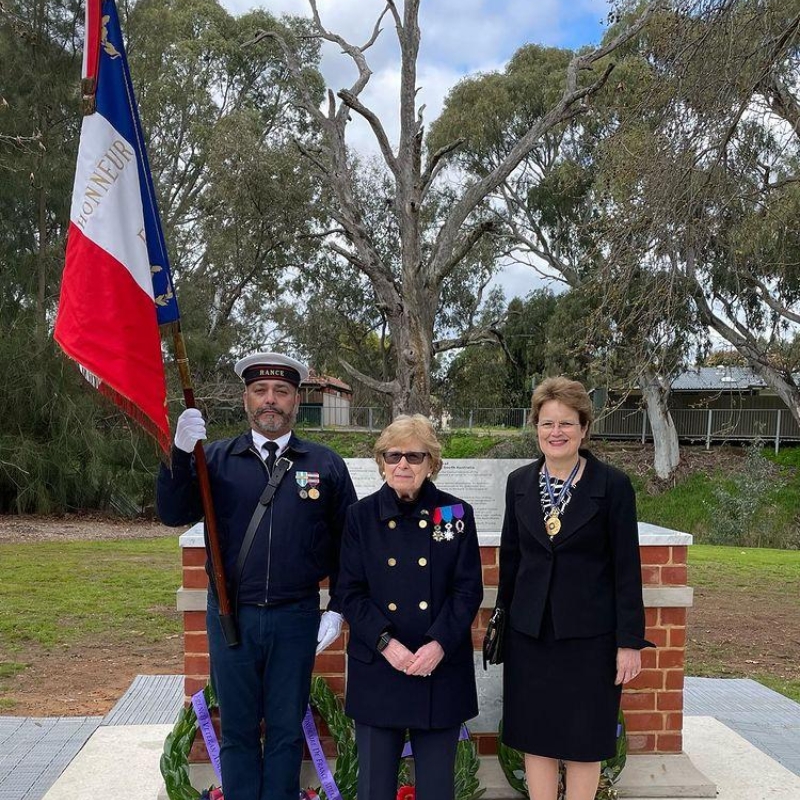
left=0, top=514, right=798, bottom=716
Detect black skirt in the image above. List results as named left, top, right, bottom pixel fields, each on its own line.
left=501, top=605, right=621, bottom=762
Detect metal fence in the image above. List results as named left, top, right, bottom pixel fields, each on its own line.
left=594, top=406, right=800, bottom=451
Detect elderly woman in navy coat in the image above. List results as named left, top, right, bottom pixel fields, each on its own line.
left=338, top=414, right=483, bottom=800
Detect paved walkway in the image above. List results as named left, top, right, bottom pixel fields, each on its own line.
left=0, top=676, right=181, bottom=800
left=684, top=677, right=800, bottom=777
left=0, top=675, right=799, bottom=799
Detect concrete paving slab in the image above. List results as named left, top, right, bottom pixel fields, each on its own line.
left=40, top=725, right=172, bottom=800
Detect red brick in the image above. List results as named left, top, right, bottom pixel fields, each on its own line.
left=185, top=654, right=210, bottom=674
left=477, top=735, right=498, bottom=755
left=657, top=733, right=683, bottom=753
left=660, top=608, right=687, bottom=626
left=314, top=652, right=345, bottom=672
left=184, top=631, right=208, bottom=654
left=482, top=566, right=500, bottom=585
left=668, top=627, right=686, bottom=648
left=471, top=629, right=486, bottom=648
left=184, top=676, right=209, bottom=696
left=184, top=611, right=207, bottom=632
left=670, top=546, right=687, bottom=564
left=640, top=547, right=670, bottom=565
left=626, top=669, right=663, bottom=690
left=183, top=548, right=207, bottom=567
left=624, top=712, right=665, bottom=732
left=621, top=692, right=656, bottom=711
left=660, top=566, right=687, bottom=585
left=183, top=568, right=209, bottom=589
left=641, top=565, right=661, bottom=585
left=657, top=691, right=684, bottom=711
left=477, top=609, right=494, bottom=626
left=645, top=608, right=658, bottom=627
left=658, top=649, right=685, bottom=669
left=645, top=627, right=668, bottom=648
left=665, top=712, right=683, bottom=731
left=664, top=670, right=685, bottom=690
left=480, top=548, right=498, bottom=566
left=627, top=734, right=656, bottom=753
left=640, top=649, right=657, bottom=669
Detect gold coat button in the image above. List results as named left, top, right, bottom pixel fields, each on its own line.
left=388, top=520, right=397, bottom=529
left=388, top=558, right=397, bottom=566
left=418, top=557, right=428, bottom=567
left=419, top=601, right=429, bottom=610
left=388, top=602, right=397, bottom=611
left=419, top=520, right=428, bottom=529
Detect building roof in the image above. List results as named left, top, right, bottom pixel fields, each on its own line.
left=670, top=367, right=768, bottom=392
left=302, top=371, right=353, bottom=393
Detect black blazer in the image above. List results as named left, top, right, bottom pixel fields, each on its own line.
left=339, top=480, right=483, bottom=729
left=497, top=450, right=651, bottom=649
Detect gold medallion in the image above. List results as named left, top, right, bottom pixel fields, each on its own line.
left=308, top=487, right=320, bottom=500
left=545, top=513, right=561, bottom=537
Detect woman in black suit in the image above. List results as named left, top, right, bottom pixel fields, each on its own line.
left=338, top=414, right=483, bottom=800
left=497, top=377, right=652, bottom=800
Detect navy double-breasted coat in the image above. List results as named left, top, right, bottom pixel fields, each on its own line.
left=338, top=479, right=483, bottom=730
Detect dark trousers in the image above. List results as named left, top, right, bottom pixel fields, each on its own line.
left=207, top=595, right=319, bottom=800
left=355, top=722, right=461, bottom=800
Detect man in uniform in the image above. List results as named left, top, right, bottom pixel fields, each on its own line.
left=157, top=352, right=357, bottom=800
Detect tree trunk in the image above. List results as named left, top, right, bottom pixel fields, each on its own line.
left=388, top=292, right=435, bottom=417
left=638, top=369, right=680, bottom=480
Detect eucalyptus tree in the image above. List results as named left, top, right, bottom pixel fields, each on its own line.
left=596, top=0, right=800, bottom=426
left=429, top=40, right=699, bottom=478
left=125, top=0, right=326, bottom=379
left=252, top=0, right=665, bottom=415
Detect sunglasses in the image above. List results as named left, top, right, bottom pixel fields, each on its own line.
left=383, top=451, right=429, bottom=465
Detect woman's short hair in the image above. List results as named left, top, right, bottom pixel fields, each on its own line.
left=530, top=377, right=593, bottom=443
left=374, top=414, right=444, bottom=479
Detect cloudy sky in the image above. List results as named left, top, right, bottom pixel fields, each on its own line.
left=221, top=0, right=610, bottom=299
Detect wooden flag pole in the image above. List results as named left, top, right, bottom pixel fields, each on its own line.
left=172, top=326, right=239, bottom=647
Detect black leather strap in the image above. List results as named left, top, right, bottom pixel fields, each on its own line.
left=230, top=456, right=293, bottom=608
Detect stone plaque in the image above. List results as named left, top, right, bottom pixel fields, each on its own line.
left=473, top=654, right=504, bottom=733
left=344, top=458, right=529, bottom=533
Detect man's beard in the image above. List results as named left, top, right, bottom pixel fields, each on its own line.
left=249, top=405, right=296, bottom=435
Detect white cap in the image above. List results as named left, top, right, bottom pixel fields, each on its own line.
left=234, top=352, right=310, bottom=386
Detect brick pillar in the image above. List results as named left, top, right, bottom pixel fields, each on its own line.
left=179, top=524, right=692, bottom=758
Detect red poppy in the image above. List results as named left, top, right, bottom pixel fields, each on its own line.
left=396, top=786, right=416, bottom=800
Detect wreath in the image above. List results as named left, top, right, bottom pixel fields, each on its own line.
left=161, top=676, right=483, bottom=800
left=497, top=709, right=627, bottom=800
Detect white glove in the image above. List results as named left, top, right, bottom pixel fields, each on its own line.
left=174, top=408, right=207, bottom=453
left=316, top=610, right=343, bottom=654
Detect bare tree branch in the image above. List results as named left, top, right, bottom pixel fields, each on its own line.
left=338, top=358, right=400, bottom=395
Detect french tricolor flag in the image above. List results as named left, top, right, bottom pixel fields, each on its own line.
left=55, top=0, right=179, bottom=453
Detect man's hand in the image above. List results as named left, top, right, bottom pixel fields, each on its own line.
left=381, top=638, right=416, bottom=672
left=175, top=408, right=207, bottom=453
left=316, top=611, right=343, bottom=654
left=615, top=647, right=642, bottom=685
left=404, top=640, right=445, bottom=677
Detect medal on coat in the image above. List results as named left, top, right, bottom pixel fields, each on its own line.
left=307, top=472, right=320, bottom=500
left=453, top=503, right=465, bottom=534
left=543, top=461, right=580, bottom=538
left=442, top=505, right=454, bottom=540
left=296, top=471, right=309, bottom=499
left=432, top=506, right=444, bottom=541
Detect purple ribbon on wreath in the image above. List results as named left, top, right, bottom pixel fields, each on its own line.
left=192, top=690, right=223, bottom=785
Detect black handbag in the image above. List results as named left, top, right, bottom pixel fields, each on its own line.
left=482, top=606, right=506, bottom=669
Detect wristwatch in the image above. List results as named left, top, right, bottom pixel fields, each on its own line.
left=377, top=631, right=393, bottom=652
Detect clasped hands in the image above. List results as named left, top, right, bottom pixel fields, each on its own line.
left=382, top=638, right=444, bottom=678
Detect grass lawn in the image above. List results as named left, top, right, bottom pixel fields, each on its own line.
left=0, top=537, right=181, bottom=652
